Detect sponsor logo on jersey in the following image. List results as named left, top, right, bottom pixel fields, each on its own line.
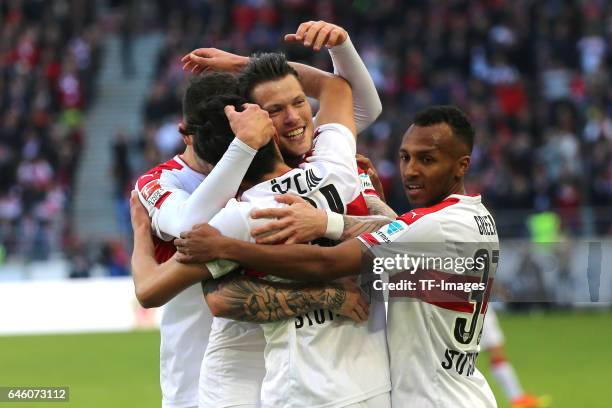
left=368, top=220, right=406, bottom=243
left=359, top=172, right=374, bottom=189
left=141, top=179, right=167, bottom=207
left=386, top=221, right=404, bottom=235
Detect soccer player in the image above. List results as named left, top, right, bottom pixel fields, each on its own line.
left=482, top=308, right=548, bottom=408
left=134, top=72, right=270, bottom=408
left=134, top=20, right=386, bottom=408
left=174, top=106, right=500, bottom=408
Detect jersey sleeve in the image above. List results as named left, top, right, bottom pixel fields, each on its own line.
left=357, top=166, right=380, bottom=197
left=306, top=123, right=357, bottom=173
left=357, top=213, right=444, bottom=277
left=137, top=138, right=257, bottom=241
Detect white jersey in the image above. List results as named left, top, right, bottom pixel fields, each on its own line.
left=206, top=123, right=390, bottom=408
left=358, top=194, right=499, bottom=408
left=136, top=155, right=213, bottom=408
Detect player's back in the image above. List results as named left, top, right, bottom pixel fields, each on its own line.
left=359, top=194, right=498, bottom=408
left=135, top=155, right=214, bottom=408
left=206, top=123, right=390, bottom=408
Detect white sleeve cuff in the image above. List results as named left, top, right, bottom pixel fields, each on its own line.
left=231, top=137, right=258, bottom=156
left=324, top=211, right=344, bottom=240
left=206, top=259, right=240, bottom=279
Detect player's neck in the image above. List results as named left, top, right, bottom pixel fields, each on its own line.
left=180, top=146, right=208, bottom=174
left=449, top=181, right=466, bottom=196
left=240, top=162, right=293, bottom=190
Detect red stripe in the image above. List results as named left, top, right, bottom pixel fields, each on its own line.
left=360, top=233, right=380, bottom=246
left=397, top=197, right=460, bottom=226
left=389, top=268, right=493, bottom=314
left=154, top=191, right=172, bottom=209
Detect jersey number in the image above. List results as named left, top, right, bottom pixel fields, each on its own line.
left=301, top=184, right=344, bottom=214
left=453, top=248, right=499, bottom=345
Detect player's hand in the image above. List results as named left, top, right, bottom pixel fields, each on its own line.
left=250, top=194, right=327, bottom=244
left=181, top=48, right=248, bottom=74
left=225, top=104, right=275, bottom=150
left=356, top=154, right=386, bottom=202
left=284, top=20, right=348, bottom=51
left=328, top=279, right=369, bottom=323
left=174, top=223, right=223, bottom=264
left=129, top=190, right=151, bottom=232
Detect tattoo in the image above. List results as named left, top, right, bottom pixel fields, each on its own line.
left=202, top=274, right=345, bottom=323
left=340, top=215, right=392, bottom=241
left=365, top=195, right=397, bottom=219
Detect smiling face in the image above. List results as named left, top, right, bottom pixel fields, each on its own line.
left=399, top=123, right=470, bottom=207
left=250, top=74, right=314, bottom=160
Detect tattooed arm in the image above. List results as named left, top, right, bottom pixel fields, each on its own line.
left=202, top=273, right=368, bottom=323
left=364, top=194, right=397, bottom=219
left=338, top=214, right=392, bottom=241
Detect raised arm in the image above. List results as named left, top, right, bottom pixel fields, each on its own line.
left=202, top=274, right=368, bottom=323
left=138, top=105, right=273, bottom=239
left=286, top=20, right=381, bottom=132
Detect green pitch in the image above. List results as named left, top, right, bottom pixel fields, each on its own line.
left=0, top=312, right=610, bottom=407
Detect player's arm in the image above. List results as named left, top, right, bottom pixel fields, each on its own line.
left=248, top=193, right=392, bottom=244
left=364, top=195, right=397, bottom=219
left=202, top=274, right=368, bottom=323
left=286, top=20, right=381, bottom=132
left=175, top=224, right=364, bottom=282
left=138, top=105, right=273, bottom=239
left=130, top=192, right=211, bottom=308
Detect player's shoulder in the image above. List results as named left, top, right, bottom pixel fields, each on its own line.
left=135, top=156, right=185, bottom=191
left=359, top=196, right=466, bottom=247
left=313, top=122, right=354, bottom=140
left=396, top=195, right=469, bottom=226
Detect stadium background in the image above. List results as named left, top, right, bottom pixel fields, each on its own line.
left=0, top=0, right=610, bottom=407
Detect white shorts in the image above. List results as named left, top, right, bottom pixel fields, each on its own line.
left=480, top=308, right=504, bottom=350
left=343, top=392, right=391, bottom=408
left=199, top=319, right=266, bottom=408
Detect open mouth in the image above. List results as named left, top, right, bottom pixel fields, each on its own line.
left=284, top=127, right=306, bottom=142
left=405, top=184, right=424, bottom=191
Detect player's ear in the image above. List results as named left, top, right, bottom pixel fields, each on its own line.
left=455, top=155, right=470, bottom=178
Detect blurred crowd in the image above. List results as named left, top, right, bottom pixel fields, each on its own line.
left=140, top=0, right=612, bottom=238
left=0, top=1, right=102, bottom=262
left=2, top=0, right=611, bottom=275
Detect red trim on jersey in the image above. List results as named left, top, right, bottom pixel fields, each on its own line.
left=347, top=192, right=369, bottom=216
left=154, top=236, right=176, bottom=263
left=360, top=233, right=380, bottom=246
left=389, top=268, right=493, bottom=314
left=136, top=158, right=184, bottom=190
left=397, top=197, right=460, bottom=226
left=154, top=191, right=172, bottom=209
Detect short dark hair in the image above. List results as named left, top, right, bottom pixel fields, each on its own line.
left=182, top=72, right=239, bottom=135
left=239, top=52, right=299, bottom=101
left=191, top=95, right=278, bottom=183
left=413, top=106, right=475, bottom=153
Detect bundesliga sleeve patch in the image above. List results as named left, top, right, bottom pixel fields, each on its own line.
left=141, top=179, right=170, bottom=208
